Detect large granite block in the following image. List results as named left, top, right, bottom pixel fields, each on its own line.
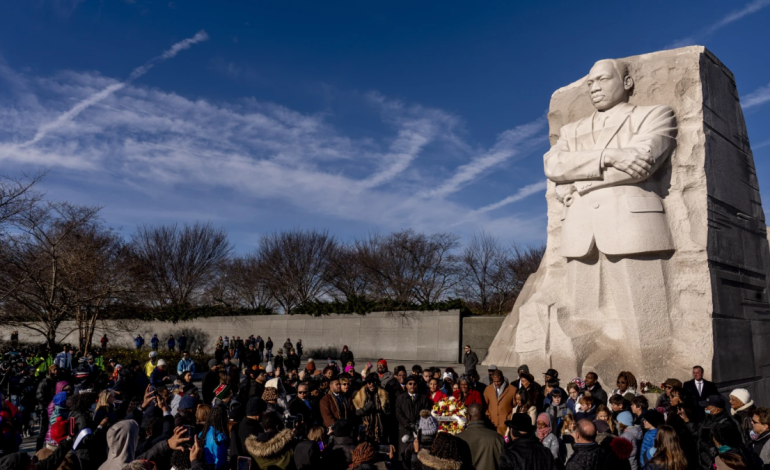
left=484, top=47, right=770, bottom=402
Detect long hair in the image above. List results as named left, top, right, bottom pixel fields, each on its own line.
left=202, top=405, right=229, bottom=439
left=515, top=389, right=531, bottom=413
left=96, top=390, right=113, bottom=410
left=649, top=425, right=688, bottom=470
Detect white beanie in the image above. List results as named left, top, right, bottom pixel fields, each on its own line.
left=266, top=362, right=274, bottom=373
left=157, top=359, right=166, bottom=366
left=730, top=388, right=751, bottom=406
left=442, top=372, right=453, bottom=380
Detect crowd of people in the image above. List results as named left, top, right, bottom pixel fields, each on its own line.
left=0, top=336, right=768, bottom=470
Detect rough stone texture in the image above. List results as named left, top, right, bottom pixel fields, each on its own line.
left=485, top=47, right=770, bottom=399
left=2, top=310, right=462, bottom=362
left=461, top=316, right=506, bottom=363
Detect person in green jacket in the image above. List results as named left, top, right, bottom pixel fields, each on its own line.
left=33, top=349, right=54, bottom=378
left=458, top=403, right=505, bottom=470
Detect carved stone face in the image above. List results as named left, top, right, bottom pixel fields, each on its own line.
left=586, top=61, right=631, bottom=111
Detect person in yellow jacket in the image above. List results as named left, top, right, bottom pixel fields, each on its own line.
left=145, top=350, right=159, bottom=377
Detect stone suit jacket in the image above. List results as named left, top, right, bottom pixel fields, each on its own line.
left=544, top=102, right=677, bottom=258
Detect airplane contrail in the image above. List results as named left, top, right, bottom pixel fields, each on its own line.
left=19, top=30, right=209, bottom=148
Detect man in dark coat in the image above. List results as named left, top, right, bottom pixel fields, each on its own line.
left=463, top=345, right=479, bottom=373
left=231, top=396, right=267, bottom=467
left=580, top=372, right=608, bottom=409
left=202, top=359, right=222, bottom=404
left=687, top=395, right=743, bottom=470
left=683, top=365, right=719, bottom=415
left=35, top=364, right=58, bottom=450
left=395, top=375, right=432, bottom=463
left=565, top=419, right=631, bottom=470
left=499, top=413, right=554, bottom=470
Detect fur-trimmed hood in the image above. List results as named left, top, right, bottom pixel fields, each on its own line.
left=245, top=429, right=294, bottom=459
left=416, top=449, right=462, bottom=470
left=353, top=386, right=389, bottom=410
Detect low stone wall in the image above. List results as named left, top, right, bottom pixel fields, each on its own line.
left=461, top=316, right=506, bottom=363
left=1, top=310, right=462, bottom=363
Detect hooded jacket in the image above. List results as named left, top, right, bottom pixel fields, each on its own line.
left=245, top=429, right=295, bottom=470
left=201, top=426, right=229, bottom=469
left=98, top=420, right=140, bottom=470
left=639, top=428, right=657, bottom=467
left=619, top=425, right=643, bottom=470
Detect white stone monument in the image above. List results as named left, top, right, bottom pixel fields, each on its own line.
left=485, top=47, right=770, bottom=401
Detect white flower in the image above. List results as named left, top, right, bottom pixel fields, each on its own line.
left=457, top=409, right=466, bottom=417
left=448, top=405, right=456, bottom=412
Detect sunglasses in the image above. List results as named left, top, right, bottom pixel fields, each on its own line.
left=297, top=391, right=308, bottom=394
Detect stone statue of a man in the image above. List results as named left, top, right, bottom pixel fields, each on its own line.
left=543, top=59, right=678, bottom=375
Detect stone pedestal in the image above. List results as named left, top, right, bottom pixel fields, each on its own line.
left=485, top=47, right=770, bottom=401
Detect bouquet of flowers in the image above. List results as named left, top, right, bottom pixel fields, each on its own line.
left=430, top=396, right=468, bottom=435
left=571, top=377, right=585, bottom=389
left=639, top=381, right=664, bottom=394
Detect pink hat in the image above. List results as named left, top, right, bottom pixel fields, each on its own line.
left=345, top=365, right=354, bottom=373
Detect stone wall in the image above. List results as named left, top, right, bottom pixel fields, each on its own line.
left=1, top=310, right=463, bottom=362
left=461, top=316, right=506, bottom=363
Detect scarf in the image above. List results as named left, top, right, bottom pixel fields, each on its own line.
left=731, top=400, right=755, bottom=415
left=536, top=413, right=552, bottom=441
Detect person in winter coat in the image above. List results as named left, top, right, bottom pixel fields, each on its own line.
left=639, top=410, right=665, bottom=467
left=547, top=389, right=573, bottom=435
left=641, top=425, right=688, bottom=470
left=580, top=373, right=608, bottom=411
left=265, top=337, right=274, bottom=361
left=178, top=333, right=187, bottom=352
left=464, top=345, right=479, bottom=373
left=510, top=389, right=537, bottom=426
left=575, top=394, right=597, bottom=422
left=565, top=419, right=632, bottom=470
left=484, top=370, right=518, bottom=436
left=711, top=421, right=764, bottom=470
left=285, top=349, right=301, bottom=372
left=295, top=340, right=303, bottom=357
left=751, top=407, right=770, bottom=465
left=499, top=413, right=555, bottom=470
left=167, top=335, right=176, bottom=351
left=294, top=426, right=323, bottom=470
left=413, top=432, right=466, bottom=470
left=617, top=411, right=643, bottom=470
left=395, top=375, right=432, bottom=463
left=453, top=377, right=483, bottom=407
left=35, top=364, right=59, bottom=451
left=319, top=377, right=354, bottom=428
left=354, top=373, right=391, bottom=444
left=198, top=406, right=229, bottom=470
left=340, top=346, right=354, bottom=367
left=245, top=411, right=296, bottom=470
left=729, top=388, right=756, bottom=443
left=684, top=395, right=743, bottom=470
left=536, top=412, right=564, bottom=465
left=327, top=419, right=357, bottom=469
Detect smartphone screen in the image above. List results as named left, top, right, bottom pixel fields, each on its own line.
left=236, top=457, right=251, bottom=470
left=185, top=425, right=197, bottom=439
left=318, top=441, right=324, bottom=451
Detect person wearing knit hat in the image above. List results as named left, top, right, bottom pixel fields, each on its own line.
left=535, top=412, right=560, bottom=461
left=265, top=362, right=274, bottom=375
left=640, top=409, right=664, bottom=466
left=262, top=387, right=278, bottom=403
left=418, top=409, right=438, bottom=445
left=500, top=412, right=555, bottom=468
left=415, top=432, right=465, bottom=470
left=376, top=359, right=393, bottom=387
left=729, top=388, right=756, bottom=442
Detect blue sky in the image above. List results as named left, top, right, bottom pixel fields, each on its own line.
left=0, top=0, right=768, bottom=252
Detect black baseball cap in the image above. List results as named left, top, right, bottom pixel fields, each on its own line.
left=699, top=395, right=726, bottom=408
left=543, top=369, right=559, bottom=378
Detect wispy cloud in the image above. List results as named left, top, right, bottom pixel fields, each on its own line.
left=17, top=30, right=208, bottom=148
left=0, top=63, right=546, bottom=244
left=474, top=180, right=548, bottom=214
left=419, top=117, right=547, bottom=199
left=667, top=0, right=770, bottom=48
left=743, top=82, right=770, bottom=109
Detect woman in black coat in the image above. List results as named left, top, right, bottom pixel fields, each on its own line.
left=340, top=346, right=354, bottom=367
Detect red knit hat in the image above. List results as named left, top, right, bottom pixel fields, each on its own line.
left=377, top=359, right=387, bottom=367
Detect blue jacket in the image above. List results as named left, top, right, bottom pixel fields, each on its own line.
left=177, top=358, right=196, bottom=375
left=640, top=428, right=657, bottom=467
left=201, top=427, right=229, bottom=469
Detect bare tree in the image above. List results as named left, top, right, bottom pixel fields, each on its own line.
left=62, top=224, right=134, bottom=352
left=257, top=229, right=336, bottom=314
left=0, top=171, right=45, bottom=231
left=458, top=231, right=505, bottom=314
left=357, top=230, right=460, bottom=306
left=506, top=242, right=545, bottom=295
left=209, top=253, right=275, bottom=310
left=130, top=222, right=231, bottom=308
left=324, top=243, right=370, bottom=301
left=0, top=202, right=102, bottom=349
